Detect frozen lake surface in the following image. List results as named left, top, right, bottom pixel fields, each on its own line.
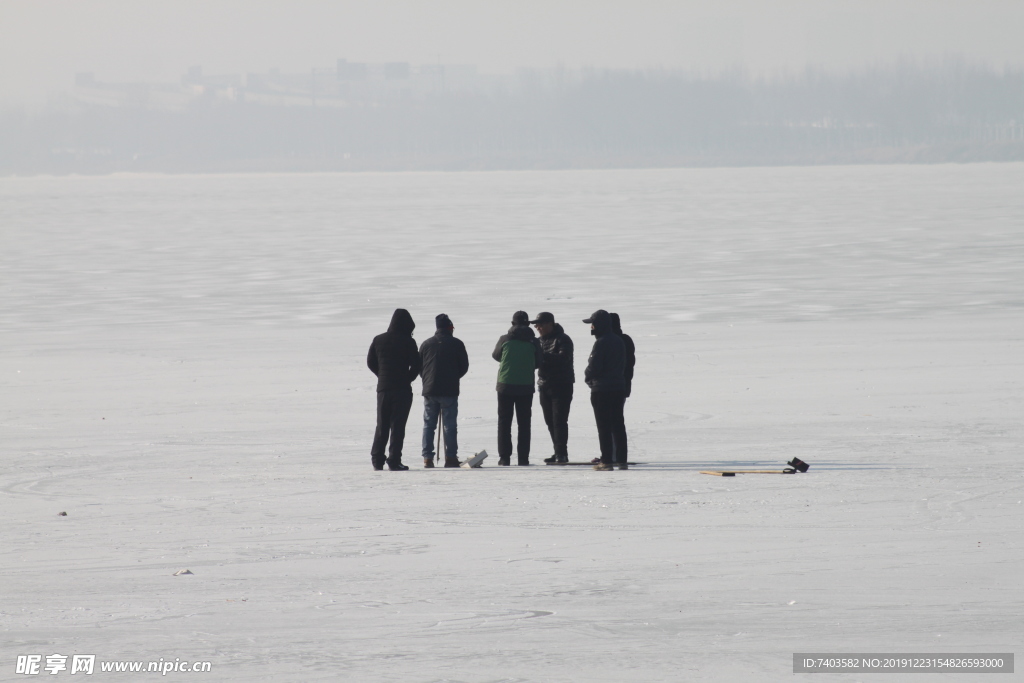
left=2, top=165, right=1022, bottom=681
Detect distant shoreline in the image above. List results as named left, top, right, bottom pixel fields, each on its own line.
left=5, top=62, right=1021, bottom=177
left=4, top=144, right=1024, bottom=177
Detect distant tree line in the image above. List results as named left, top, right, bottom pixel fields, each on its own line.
left=2, top=61, right=1022, bottom=174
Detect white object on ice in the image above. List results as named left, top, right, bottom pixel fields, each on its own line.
left=173, top=569, right=194, bottom=576
left=461, top=450, right=488, bottom=468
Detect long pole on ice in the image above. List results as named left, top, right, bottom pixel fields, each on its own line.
left=436, top=407, right=443, bottom=465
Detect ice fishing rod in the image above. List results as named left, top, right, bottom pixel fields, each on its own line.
left=436, top=406, right=443, bottom=466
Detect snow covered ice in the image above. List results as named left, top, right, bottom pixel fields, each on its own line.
left=1, top=164, right=1022, bottom=681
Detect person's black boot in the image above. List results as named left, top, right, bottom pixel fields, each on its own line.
left=444, top=457, right=462, bottom=468
left=498, top=457, right=511, bottom=466
left=387, top=459, right=409, bottom=471
left=543, top=455, right=558, bottom=464
left=372, top=456, right=385, bottom=471
left=517, top=458, right=531, bottom=466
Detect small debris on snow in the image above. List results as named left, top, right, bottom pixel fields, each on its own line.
left=58, top=511, right=67, bottom=516
left=173, top=569, right=194, bottom=576
left=788, top=601, right=796, bottom=605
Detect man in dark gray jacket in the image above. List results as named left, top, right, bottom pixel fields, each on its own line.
left=582, top=309, right=628, bottom=470
left=532, top=312, right=575, bottom=464
left=419, top=314, right=470, bottom=468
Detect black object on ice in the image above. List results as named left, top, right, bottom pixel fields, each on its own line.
left=702, top=458, right=810, bottom=476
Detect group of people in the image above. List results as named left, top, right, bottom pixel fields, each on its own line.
left=367, top=308, right=635, bottom=472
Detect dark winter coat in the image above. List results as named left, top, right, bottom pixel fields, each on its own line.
left=610, top=314, right=636, bottom=397
left=419, top=329, right=469, bottom=397
left=367, top=309, right=422, bottom=392
left=537, top=323, right=575, bottom=389
left=584, top=311, right=627, bottom=393
left=492, top=324, right=543, bottom=396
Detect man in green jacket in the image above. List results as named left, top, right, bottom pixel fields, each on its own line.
left=492, top=311, right=544, bottom=465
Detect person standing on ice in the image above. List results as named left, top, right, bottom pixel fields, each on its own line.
left=492, top=310, right=544, bottom=466
left=531, top=312, right=575, bottom=465
left=419, top=313, right=470, bottom=468
left=367, top=308, right=422, bottom=471
left=609, top=312, right=635, bottom=467
left=583, top=310, right=628, bottom=470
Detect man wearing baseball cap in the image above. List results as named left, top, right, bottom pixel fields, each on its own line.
left=492, top=311, right=544, bottom=465
left=531, top=312, right=575, bottom=465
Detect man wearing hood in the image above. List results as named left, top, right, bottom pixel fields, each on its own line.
left=419, top=313, right=470, bottom=468
left=367, top=308, right=422, bottom=471
left=610, top=312, right=636, bottom=467
left=492, top=311, right=544, bottom=466
left=609, top=313, right=636, bottom=399
left=583, top=309, right=628, bottom=470
left=531, top=312, right=575, bottom=465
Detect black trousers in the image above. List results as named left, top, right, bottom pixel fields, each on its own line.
left=497, top=392, right=533, bottom=462
left=539, top=384, right=573, bottom=459
left=371, top=388, right=414, bottom=467
left=591, top=390, right=627, bottom=464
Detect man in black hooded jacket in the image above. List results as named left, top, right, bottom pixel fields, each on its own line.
left=583, top=309, right=628, bottom=470
left=610, top=313, right=636, bottom=400
left=532, top=312, right=574, bottom=464
left=367, top=308, right=422, bottom=471
left=610, top=312, right=636, bottom=468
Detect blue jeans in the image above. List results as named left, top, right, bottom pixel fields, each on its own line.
left=422, top=396, right=459, bottom=460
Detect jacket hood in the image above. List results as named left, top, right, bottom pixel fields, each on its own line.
left=387, top=308, right=416, bottom=335
left=610, top=313, right=622, bottom=335
left=508, top=324, right=535, bottom=341
left=541, top=323, right=565, bottom=339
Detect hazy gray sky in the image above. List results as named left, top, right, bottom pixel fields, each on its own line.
left=2, top=0, right=1023, bottom=103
